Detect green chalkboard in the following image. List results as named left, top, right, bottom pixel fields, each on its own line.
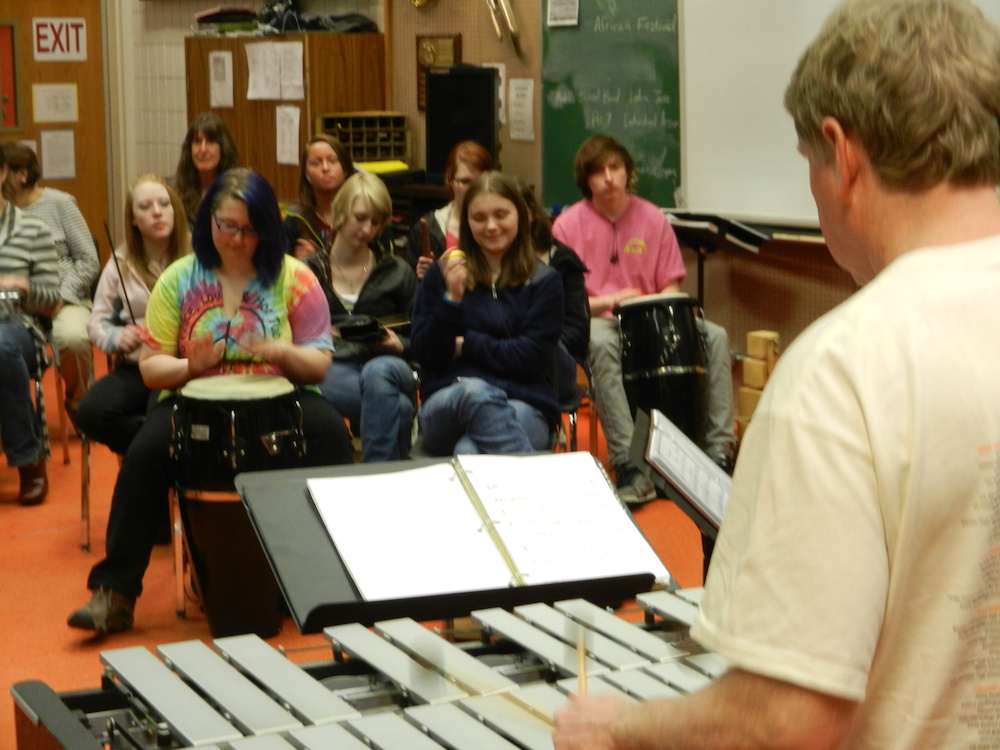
left=542, top=0, right=680, bottom=211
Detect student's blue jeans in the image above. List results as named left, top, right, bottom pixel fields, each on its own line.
left=418, top=377, right=550, bottom=456
left=0, top=322, right=43, bottom=467
left=319, top=355, right=417, bottom=462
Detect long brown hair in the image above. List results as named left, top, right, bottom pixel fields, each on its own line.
left=458, top=171, right=537, bottom=290
left=174, top=112, right=241, bottom=219
left=124, top=174, right=191, bottom=290
left=296, top=134, right=356, bottom=209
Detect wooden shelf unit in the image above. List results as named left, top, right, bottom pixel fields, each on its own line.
left=185, top=32, right=386, bottom=202
left=316, top=111, right=409, bottom=165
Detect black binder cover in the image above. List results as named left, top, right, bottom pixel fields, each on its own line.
left=236, top=461, right=655, bottom=633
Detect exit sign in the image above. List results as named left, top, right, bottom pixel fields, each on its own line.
left=33, top=18, right=87, bottom=62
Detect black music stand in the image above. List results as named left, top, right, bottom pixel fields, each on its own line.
left=630, top=410, right=719, bottom=539
left=667, top=212, right=768, bottom=307
left=236, top=461, right=658, bottom=633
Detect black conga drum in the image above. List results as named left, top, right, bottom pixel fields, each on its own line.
left=171, top=374, right=305, bottom=638
left=617, top=293, right=708, bottom=446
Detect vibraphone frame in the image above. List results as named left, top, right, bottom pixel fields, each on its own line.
left=13, top=591, right=724, bottom=750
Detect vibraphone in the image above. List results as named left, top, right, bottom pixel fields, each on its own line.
left=13, top=590, right=726, bottom=750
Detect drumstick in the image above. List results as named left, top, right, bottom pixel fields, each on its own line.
left=105, top=221, right=137, bottom=324
left=418, top=217, right=433, bottom=258
left=577, top=625, right=588, bottom=695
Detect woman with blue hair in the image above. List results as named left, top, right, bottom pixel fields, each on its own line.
left=68, top=168, right=352, bottom=635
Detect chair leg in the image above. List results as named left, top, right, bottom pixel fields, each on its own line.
left=172, top=490, right=187, bottom=618
left=33, top=378, right=51, bottom=461
left=52, top=361, right=71, bottom=465
left=80, top=435, right=90, bottom=552
left=78, top=351, right=98, bottom=551
left=588, top=401, right=600, bottom=457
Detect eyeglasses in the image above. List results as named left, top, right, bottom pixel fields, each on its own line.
left=213, top=215, right=258, bottom=239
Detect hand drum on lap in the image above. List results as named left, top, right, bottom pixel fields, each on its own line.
left=171, top=374, right=305, bottom=495
left=171, top=374, right=302, bottom=638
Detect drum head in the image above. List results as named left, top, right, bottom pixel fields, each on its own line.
left=180, top=374, right=295, bottom=401
left=617, top=292, right=691, bottom=309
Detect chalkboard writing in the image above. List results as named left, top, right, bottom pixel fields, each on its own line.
left=542, top=0, right=680, bottom=210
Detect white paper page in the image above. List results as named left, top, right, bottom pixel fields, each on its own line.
left=276, top=105, right=300, bottom=166
left=246, top=42, right=281, bottom=100
left=209, top=51, right=234, bottom=108
left=457, top=452, right=671, bottom=586
left=509, top=78, right=535, bottom=141
left=279, top=41, right=304, bottom=100
left=646, top=410, right=730, bottom=527
left=548, top=0, right=580, bottom=27
left=40, top=129, right=76, bottom=180
left=307, top=464, right=514, bottom=601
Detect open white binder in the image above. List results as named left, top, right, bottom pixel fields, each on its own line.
left=307, top=451, right=672, bottom=602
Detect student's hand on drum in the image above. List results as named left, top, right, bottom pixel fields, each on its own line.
left=186, top=335, right=225, bottom=377
left=0, top=274, right=30, bottom=294
left=292, top=238, right=319, bottom=260
left=444, top=249, right=467, bottom=302
left=118, top=325, right=144, bottom=354
left=415, top=253, right=434, bottom=280
left=613, top=288, right=643, bottom=308
left=243, top=338, right=292, bottom=367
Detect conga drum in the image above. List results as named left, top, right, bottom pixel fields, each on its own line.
left=617, top=293, right=708, bottom=446
left=171, top=374, right=305, bottom=638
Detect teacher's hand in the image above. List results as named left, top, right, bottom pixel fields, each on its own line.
left=553, top=693, right=629, bottom=750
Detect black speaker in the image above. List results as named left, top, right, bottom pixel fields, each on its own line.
left=425, top=65, right=500, bottom=183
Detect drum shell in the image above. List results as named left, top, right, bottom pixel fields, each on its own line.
left=618, top=296, right=708, bottom=446
left=172, top=390, right=304, bottom=493
left=180, top=491, right=284, bottom=638
left=171, top=383, right=304, bottom=639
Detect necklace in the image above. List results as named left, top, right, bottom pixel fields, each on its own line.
left=330, top=248, right=371, bottom=297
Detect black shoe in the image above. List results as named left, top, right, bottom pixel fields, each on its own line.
left=614, top=462, right=656, bottom=505
left=17, top=460, right=48, bottom=506
left=67, top=587, right=135, bottom=634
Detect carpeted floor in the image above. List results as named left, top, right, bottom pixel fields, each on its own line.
left=0, top=359, right=704, bottom=749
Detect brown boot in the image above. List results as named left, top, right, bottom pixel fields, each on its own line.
left=17, top=459, right=48, bottom=506
left=67, top=587, right=135, bottom=634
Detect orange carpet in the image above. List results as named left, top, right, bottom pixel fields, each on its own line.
left=0, top=359, right=704, bottom=749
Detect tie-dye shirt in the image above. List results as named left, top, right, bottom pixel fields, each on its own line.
left=143, top=254, right=332, bottom=381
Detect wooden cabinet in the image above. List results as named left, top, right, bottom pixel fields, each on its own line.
left=185, top=33, right=386, bottom=202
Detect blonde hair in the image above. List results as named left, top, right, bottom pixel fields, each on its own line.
left=785, top=0, right=1000, bottom=189
left=330, top=172, right=392, bottom=232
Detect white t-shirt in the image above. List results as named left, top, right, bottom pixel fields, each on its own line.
left=693, top=237, right=1000, bottom=749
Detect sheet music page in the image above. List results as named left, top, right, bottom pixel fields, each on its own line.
left=646, top=410, right=731, bottom=527
left=457, top=452, right=671, bottom=586
left=307, top=464, right=513, bottom=601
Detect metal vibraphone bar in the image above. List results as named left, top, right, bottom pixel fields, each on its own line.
left=12, top=590, right=726, bottom=750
